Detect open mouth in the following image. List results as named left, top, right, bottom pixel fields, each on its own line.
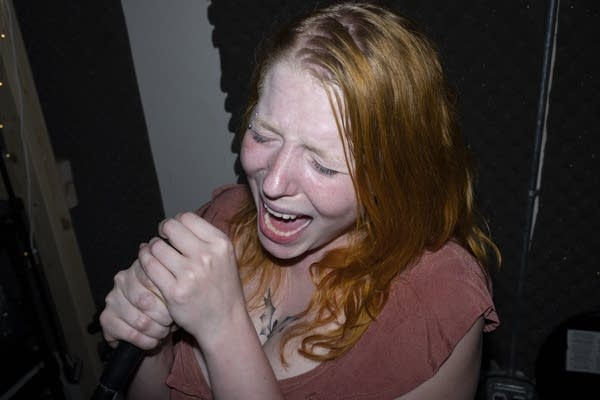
left=259, top=201, right=312, bottom=243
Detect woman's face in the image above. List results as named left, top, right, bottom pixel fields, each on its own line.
left=240, top=60, right=357, bottom=260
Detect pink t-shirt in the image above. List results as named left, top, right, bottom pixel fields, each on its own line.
left=166, top=184, right=499, bottom=399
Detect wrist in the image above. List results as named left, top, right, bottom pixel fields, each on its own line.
left=194, top=301, right=255, bottom=355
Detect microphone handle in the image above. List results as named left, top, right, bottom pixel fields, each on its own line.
left=90, top=341, right=144, bottom=400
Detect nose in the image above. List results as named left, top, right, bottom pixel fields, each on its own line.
left=262, top=145, right=299, bottom=198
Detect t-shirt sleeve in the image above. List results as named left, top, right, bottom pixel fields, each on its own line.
left=395, top=242, right=500, bottom=373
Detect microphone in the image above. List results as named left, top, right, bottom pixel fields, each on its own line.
left=90, top=341, right=144, bottom=400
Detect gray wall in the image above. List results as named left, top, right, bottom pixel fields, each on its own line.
left=121, top=0, right=236, bottom=217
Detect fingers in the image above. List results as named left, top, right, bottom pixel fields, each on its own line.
left=179, top=212, right=227, bottom=240
left=157, top=213, right=233, bottom=266
left=133, top=212, right=241, bottom=342
left=99, top=307, right=164, bottom=350
left=131, top=257, right=166, bottom=304
left=138, top=241, right=180, bottom=297
left=159, top=214, right=205, bottom=257
left=99, top=267, right=173, bottom=350
left=119, top=263, right=173, bottom=326
left=160, top=212, right=227, bottom=250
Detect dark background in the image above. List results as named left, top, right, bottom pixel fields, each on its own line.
left=6, top=0, right=599, bottom=398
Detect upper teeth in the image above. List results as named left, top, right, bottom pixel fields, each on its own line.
left=264, top=203, right=298, bottom=220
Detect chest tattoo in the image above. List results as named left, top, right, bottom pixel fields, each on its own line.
left=259, top=288, right=297, bottom=339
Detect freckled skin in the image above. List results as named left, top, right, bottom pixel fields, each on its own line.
left=240, top=60, right=358, bottom=261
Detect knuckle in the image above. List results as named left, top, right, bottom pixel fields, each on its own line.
left=199, top=253, right=212, bottom=266
left=104, top=292, right=113, bottom=305
left=215, top=237, right=233, bottom=254
left=98, top=309, right=110, bottom=328
left=134, top=291, right=155, bottom=310
left=183, top=269, right=197, bottom=282
left=171, top=286, right=190, bottom=305
left=132, top=312, right=152, bottom=331
left=114, top=270, right=126, bottom=285
left=103, top=290, right=121, bottom=309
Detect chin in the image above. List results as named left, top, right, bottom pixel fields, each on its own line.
left=258, top=234, right=308, bottom=261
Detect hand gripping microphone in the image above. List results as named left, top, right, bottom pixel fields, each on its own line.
left=90, top=341, right=144, bottom=400
left=91, top=240, right=174, bottom=399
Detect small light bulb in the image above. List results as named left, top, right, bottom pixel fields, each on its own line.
left=0, top=33, right=6, bottom=39
left=0, top=81, right=3, bottom=86
left=0, top=124, right=4, bottom=129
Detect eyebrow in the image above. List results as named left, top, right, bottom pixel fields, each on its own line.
left=252, top=115, right=344, bottom=164
left=251, top=115, right=277, bottom=133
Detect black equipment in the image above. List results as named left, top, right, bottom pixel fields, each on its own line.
left=90, top=341, right=144, bottom=400
left=0, top=134, right=79, bottom=398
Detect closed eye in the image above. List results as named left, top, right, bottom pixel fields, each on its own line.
left=248, top=126, right=269, bottom=143
left=311, top=160, right=338, bottom=176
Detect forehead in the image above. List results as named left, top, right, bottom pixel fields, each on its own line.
left=256, top=60, right=342, bottom=140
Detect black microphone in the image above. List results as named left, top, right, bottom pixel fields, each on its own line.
left=90, top=341, right=144, bottom=400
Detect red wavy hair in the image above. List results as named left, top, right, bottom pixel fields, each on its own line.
left=231, top=2, right=500, bottom=362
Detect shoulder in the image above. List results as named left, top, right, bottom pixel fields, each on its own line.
left=407, top=241, right=485, bottom=280
left=378, top=242, right=499, bottom=372
left=195, top=184, right=251, bottom=235
left=391, top=241, right=499, bottom=333
left=317, top=242, right=498, bottom=397
left=402, top=241, right=491, bottom=301
left=204, top=183, right=249, bottom=208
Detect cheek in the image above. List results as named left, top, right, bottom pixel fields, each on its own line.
left=311, top=178, right=357, bottom=219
